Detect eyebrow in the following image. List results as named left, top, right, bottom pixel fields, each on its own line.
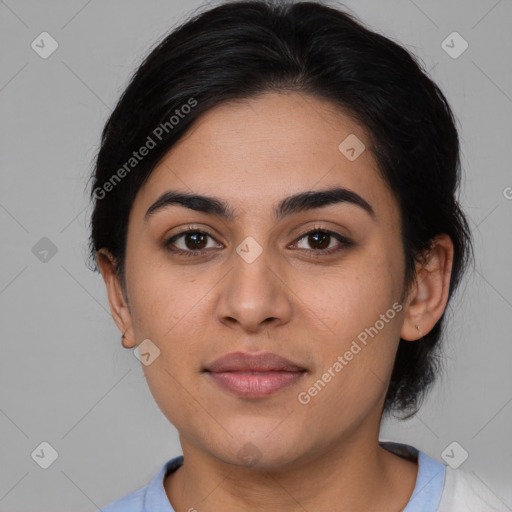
left=144, top=186, right=375, bottom=222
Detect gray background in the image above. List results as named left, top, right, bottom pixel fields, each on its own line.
left=1, top=0, right=511, bottom=510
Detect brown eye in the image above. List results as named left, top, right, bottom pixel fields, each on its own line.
left=294, top=229, right=353, bottom=255
left=182, top=232, right=208, bottom=250
left=305, top=231, right=331, bottom=250
left=165, top=229, right=222, bottom=256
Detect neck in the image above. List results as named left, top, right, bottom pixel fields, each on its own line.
left=164, top=434, right=418, bottom=512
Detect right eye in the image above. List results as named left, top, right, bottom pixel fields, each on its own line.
left=164, top=228, right=223, bottom=257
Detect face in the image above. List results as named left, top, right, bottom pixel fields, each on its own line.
left=111, top=92, right=411, bottom=468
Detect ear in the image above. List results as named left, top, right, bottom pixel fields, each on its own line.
left=96, top=249, right=136, bottom=349
left=400, top=234, right=454, bottom=341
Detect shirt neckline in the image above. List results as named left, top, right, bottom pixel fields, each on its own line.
left=380, top=441, right=446, bottom=511
left=145, top=442, right=446, bottom=511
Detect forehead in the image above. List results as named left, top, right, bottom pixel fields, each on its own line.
left=131, top=92, right=398, bottom=223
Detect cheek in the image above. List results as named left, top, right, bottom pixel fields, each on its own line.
left=125, top=258, right=219, bottom=395
left=293, top=243, right=404, bottom=397
left=296, top=248, right=403, bottom=341
left=295, top=291, right=402, bottom=435
left=129, top=268, right=209, bottom=424
left=125, top=244, right=199, bottom=337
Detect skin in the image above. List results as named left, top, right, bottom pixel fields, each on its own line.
left=97, top=91, right=454, bottom=511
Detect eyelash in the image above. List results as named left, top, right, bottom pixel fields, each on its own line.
left=164, top=226, right=353, bottom=258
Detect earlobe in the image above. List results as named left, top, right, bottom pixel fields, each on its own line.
left=400, top=234, right=454, bottom=341
left=96, top=249, right=136, bottom=349
left=121, top=331, right=132, bottom=349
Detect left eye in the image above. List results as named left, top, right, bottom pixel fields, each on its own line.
left=293, top=229, right=351, bottom=253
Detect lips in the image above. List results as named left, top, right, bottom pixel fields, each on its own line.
left=204, top=352, right=306, bottom=398
left=206, top=352, right=305, bottom=373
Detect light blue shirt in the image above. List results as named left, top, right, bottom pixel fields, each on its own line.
left=102, top=442, right=446, bottom=511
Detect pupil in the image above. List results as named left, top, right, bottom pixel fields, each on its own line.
left=186, top=233, right=206, bottom=250
left=310, top=232, right=329, bottom=250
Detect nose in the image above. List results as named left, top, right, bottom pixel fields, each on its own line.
left=215, top=245, right=293, bottom=334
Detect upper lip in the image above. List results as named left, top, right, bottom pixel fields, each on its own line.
left=205, top=352, right=306, bottom=373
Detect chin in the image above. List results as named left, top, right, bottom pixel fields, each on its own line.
left=205, top=422, right=311, bottom=470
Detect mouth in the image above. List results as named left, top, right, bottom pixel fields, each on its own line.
left=204, top=351, right=307, bottom=398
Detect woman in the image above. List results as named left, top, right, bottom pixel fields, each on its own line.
left=89, top=1, right=505, bottom=510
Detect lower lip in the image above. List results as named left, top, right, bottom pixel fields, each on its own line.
left=207, top=371, right=305, bottom=398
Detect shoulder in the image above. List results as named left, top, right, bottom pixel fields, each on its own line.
left=100, top=456, right=183, bottom=512
left=380, top=441, right=510, bottom=512
left=438, top=467, right=510, bottom=512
